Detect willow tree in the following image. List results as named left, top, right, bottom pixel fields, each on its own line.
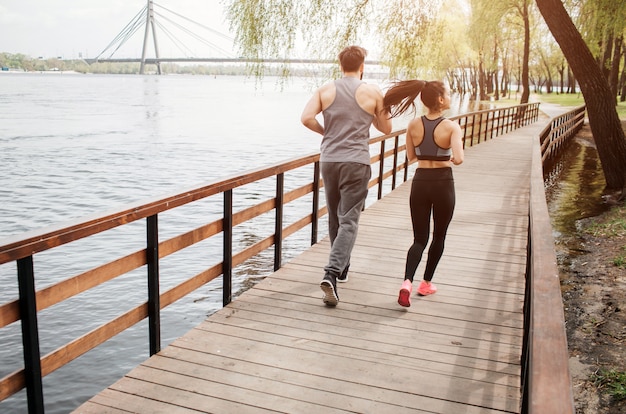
left=377, top=1, right=444, bottom=77
left=225, top=0, right=455, bottom=79
left=468, top=0, right=503, bottom=100
left=576, top=0, right=626, bottom=98
left=536, top=0, right=626, bottom=195
left=433, top=1, right=477, bottom=94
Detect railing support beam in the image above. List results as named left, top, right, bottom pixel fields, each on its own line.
left=147, top=214, right=161, bottom=355
left=17, top=256, right=44, bottom=414
left=223, top=190, right=233, bottom=306
left=274, top=173, right=284, bottom=271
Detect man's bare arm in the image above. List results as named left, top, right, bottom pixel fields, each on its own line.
left=372, top=86, right=392, bottom=134
left=301, top=89, right=324, bottom=135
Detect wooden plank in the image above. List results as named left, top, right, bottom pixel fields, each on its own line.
left=205, top=302, right=522, bottom=368
left=73, top=121, right=548, bottom=414
left=169, top=329, right=519, bottom=412
left=155, top=346, right=506, bottom=414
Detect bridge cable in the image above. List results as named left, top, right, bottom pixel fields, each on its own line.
left=153, top=2, right=235, bottom=43
left=153, top=11, right=235, bottom=58
left=153, top=21, right=196, bottom=58
left=95, top=6, right=147, bottom=60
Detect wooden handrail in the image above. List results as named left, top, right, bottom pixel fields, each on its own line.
left=521, top=105, right=584, bottom=414
left=539, top=105, right=586, bottom=164
left=0, top=103, right=541, bottom=410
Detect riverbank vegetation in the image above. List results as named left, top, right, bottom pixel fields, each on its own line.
left=0, top=53, right=276, bottom=76
left=559, top=120, right=626, bottom=412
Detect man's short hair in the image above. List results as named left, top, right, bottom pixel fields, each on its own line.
left=339, top=46, right=367, bottom=72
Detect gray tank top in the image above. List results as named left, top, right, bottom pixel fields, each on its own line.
left=320, top=77, right=374, bottom=165
left=414, top=116, right=452, bottom=161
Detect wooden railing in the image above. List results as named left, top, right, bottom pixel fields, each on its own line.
left=456, top=102, right=541, bottom=147
left=521, top=105, right=586, bottom=414
left=0, top=103, right=540, bottom=413
left=539, top=105, right=586, bottom=164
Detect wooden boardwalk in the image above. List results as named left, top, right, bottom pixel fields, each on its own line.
left=74, top=119, right=549, bottom=414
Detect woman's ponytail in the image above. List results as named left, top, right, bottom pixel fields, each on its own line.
left=383, top=79, right=447, bottom=117
left=383, top=80, right=426, bottom=118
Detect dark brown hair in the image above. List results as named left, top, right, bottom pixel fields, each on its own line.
left=338, top=46, right=367, bottom=72
left=383, top=80, right=447, bottom=117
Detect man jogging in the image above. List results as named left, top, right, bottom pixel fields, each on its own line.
left=301, top=45, right=392, bottom=306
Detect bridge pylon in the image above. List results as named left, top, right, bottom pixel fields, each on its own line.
left=140, top=0, right=161, bottom=75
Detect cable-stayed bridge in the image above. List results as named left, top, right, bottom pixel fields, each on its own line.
left=90, top=0, right=238, bottom=74
left=90, top=0, right=368, bottom=74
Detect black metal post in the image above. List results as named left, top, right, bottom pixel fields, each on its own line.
left=17, top=256, right=44, bottom=414
left=311, top=162, right=320, bottom=245
left=477, top=113, right=483, bottom=144
left=223, top=190, right=233, bottom=306
left=146, top=214, right=161, bottom=355
left=403, top=155, right=409, bottom=182
left=274, top=173, right=284, bottom=271
left=392, top=136, right=399, bottom=190
left=378, top=140, right=385, bottom=199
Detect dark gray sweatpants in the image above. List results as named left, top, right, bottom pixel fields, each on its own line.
left=320, top=162, right=371, bottom=276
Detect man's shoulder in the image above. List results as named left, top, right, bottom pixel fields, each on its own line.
left=359, top=81, right=382, bottom=91
left=319, top=80, right=336, bottom=90
left=357, top=82, right=384, bottom=99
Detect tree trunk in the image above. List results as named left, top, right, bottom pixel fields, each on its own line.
left=609, top=36, right=623, bottom=100
left=535, top=0, right=626, bottom=192
left=493, top=38, right=500, bottom=100
left=520, top=0, right=530, bottom=103
left=540, top=52, right=553, bottom=93
left=567, top=66, right=576, bottom=94
left=478, top=53, right=488, bottom=100
left=620, top=52, right=626, bottom=102
left=601, top=33, right=614, bottom=80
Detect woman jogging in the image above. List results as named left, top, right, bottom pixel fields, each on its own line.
left=382, top=80, right=464, bottom=307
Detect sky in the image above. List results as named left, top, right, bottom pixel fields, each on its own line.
left=0, top=0, right=236, bottom=59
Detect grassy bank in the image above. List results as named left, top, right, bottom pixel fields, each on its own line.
left=531, top=92, right=626, bottom=119
left=484, top=92, right=626, bottom=119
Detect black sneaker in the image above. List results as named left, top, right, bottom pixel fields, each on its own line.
left=320, top=273, right=339, bottom=306
left=337, top=264, right=350, bottom=283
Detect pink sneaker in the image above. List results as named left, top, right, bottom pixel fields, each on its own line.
left=398, top=279, right=412, bottom=307
left=417, top=280, right=437, bottom=296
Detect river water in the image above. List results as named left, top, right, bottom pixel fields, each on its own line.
left=0, top=72, right=338, bottom=413
left=0, top=72, right=467, bottom=413
left=545, top=132, right=610, bottom=256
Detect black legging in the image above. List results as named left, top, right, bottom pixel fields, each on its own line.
left=404, top=167, right=455, bottom=282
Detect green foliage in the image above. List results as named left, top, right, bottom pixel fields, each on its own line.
left=223, top=0, right=479, bottom=80
left=614, top=251, right=626, bottom=268
left=582, top=204, right=626, bottom=271
left=224, top=0, right=380, bottom=78
left=584, top=205, right=626, bottom=238
left=577, top=0, right=626, bottom=56
left=378, top=0, right=445, bottom=78
left=592, top=369, right=626, bottom=401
